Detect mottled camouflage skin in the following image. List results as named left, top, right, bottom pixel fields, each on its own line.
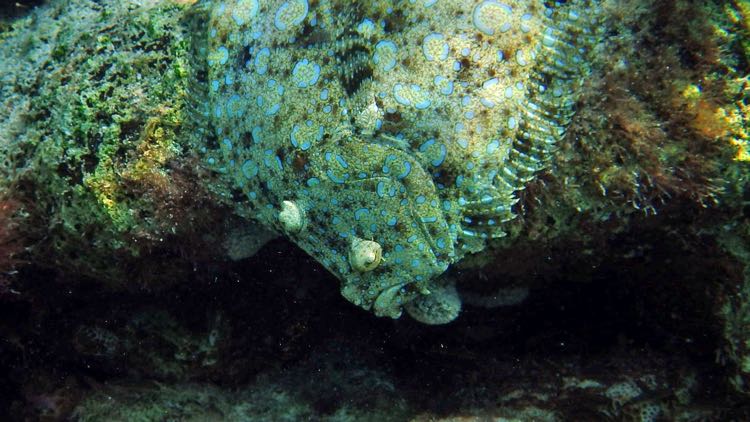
left=196, top=0, right=597, bottom=318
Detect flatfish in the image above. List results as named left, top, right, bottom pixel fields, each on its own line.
left=193, top=0, right=599, bottom=319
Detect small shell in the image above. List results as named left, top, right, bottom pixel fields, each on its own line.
left=278, top=200, right=306, bottom=233
left=349, top=237, right=382, bottom=272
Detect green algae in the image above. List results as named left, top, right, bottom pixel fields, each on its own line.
left=0, top=0, right=750, bottom=405
left=0, top=0, right=226, bottom=286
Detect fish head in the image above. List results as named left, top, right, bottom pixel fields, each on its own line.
left=277, top=139, right=456, bottom=318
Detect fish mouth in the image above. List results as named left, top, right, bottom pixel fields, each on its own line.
left=373, top=282, right=409, bottom=319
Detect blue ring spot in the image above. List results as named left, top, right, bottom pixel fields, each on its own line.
left=290, top=124, right=301, bottom=148
left=480, top=98, right=495, bottom=108
left=433, top=75, right=454, bottom=95
left=335, top=154, right=349, bottom=169
left=422, top=33, right=449, bottom=62
left=251, top=126, right=263, bottom=144
left=397, top=161, right=412, bottom=179
left=232, top=0, right=260, bottom=25
left=241, top=160, right=259, bottom=179
left=217, top=46, right=229, bottom=65
left=483, top=77, right=499, bottom=89
left=274, top=0, right=309, bottom=31
left=354, top=208, right=370, bottom=221
left=376, top=181, right=386, bottom=198
left=255, top=47, right=270, bottom=75
left=383, top=154, right=397, bottom=174
left=292, top=58, right=321, bottom=88
left=415, top=99, right=431, bottom=110
left=326, top=170, right=349, bottom=184
left=516, top=50, right=528, bottom=66
left=265, top=103, right=281, bottom=116
left=373, top=40, right=398, bottom=72
left=487, top=139, right=500, bottom=154
left=472, top=1, right=513, bottom=36
left=432, top=144, right=447, bottom=167
left=393, top=84, right=411, bottom=106
left=226, top=94, right=242, bottom=117
left=419, top=139, right=435, bottom=152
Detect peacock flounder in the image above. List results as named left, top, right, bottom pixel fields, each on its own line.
left=194, top=0, right=599, bottom=321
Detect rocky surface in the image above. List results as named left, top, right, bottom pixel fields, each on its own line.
left=0, top=0, right=749, bottom=420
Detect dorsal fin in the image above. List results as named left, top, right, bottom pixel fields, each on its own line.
left=456, top=0, right=601, bottom=243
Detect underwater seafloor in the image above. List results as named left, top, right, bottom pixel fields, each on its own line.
left=1, top=0, right=750, bottom=420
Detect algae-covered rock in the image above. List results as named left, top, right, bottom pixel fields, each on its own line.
left=73, top=307, right=231, bottom=381
left=0, top=0, right=248, bottom=287
left=2, top=1, right=750, bottom=413
left=718, top=222, right=750, bottom=395
left=73, top=341, right=412, bottom=422
left=70, top=338, right=727, bottom=421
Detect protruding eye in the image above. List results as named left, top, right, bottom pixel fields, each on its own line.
left=278, top=200, right=306, bottom=234
left=349, top=237, right=383, bottom=272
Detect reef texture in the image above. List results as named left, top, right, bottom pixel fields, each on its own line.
left=69, top=338, right=720, bottom=422
left=0, top=0, right=224, bottom=288
left=1, top=0, right=750, bottom=419
left=196, top=0, right=601, bottom=318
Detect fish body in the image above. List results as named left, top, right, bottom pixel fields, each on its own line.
left=196, top=0, right=599, bottom=319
